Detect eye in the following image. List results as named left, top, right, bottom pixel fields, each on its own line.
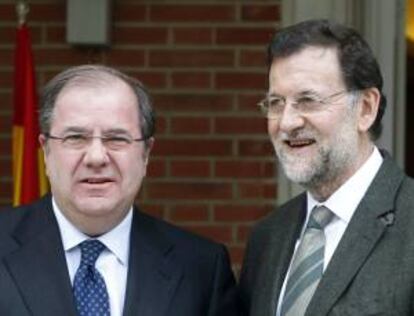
left=62, top=134, right=88, bottom=145
left=103, top=136, right=132, bottom=149
left=296, top=96, right=319, bottom=110
left=267, top=97, right=284, bottom=110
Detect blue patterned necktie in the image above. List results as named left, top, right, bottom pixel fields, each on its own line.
left=73, top=239, right=110, bottom=316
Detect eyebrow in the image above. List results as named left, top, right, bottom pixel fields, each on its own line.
left=267, top=89, right=320, bottom=98
left=60, top=127, right=131, bottom=135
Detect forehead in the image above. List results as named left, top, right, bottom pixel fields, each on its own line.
left=52, top=78, right=140, bottom=131
left=269, top=46, right=345, bottom=94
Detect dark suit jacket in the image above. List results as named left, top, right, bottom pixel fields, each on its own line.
left=0, top=196, right=239, bottom=316
left=239, top=153, right=414, bottom=315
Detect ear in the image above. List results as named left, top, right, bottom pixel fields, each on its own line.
left=38, top=134, right=48, bottom=153
left=356, top=87, right=380, bottom=133
left=38, top=134, right=50, bottom=175
left=143, top=137, right=155, bottom=165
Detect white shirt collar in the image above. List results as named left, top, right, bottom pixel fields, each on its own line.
left=307, top=146, right=383, bottom=223
left=52, top=197, right=132, bottom=266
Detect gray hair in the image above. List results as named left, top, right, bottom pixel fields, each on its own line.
left=39, top=64, right=155, bottom=147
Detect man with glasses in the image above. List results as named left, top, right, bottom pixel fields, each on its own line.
left=240, top=19, right=414, bottom=315
left=0, top=65, right=238, bottom=316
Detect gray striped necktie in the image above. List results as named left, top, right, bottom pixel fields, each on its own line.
left=280, top=205, right=334, bottom=316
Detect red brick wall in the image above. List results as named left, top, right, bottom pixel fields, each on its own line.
left=0, top=0, right=280, bottom=270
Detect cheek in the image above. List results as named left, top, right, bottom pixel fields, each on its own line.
left=267, top=119, right=280, bottom=137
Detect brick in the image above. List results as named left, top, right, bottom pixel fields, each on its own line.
left=0, top=4, right=15, bottom=21
left=215, top=72, right=266, bottom=90
left=215, top=117, right=266, bottom=134
left=114, top=4, right=147, bottom=21
left=238, top=182, right=277, bottom=199
left=0, top=49, right=13, bottom=67
left=0, top=157, right=11, bottom=178
left=237, top=224, right=255, bottom=243
left=173, top=27, right=213, bottom=45
left=171, top=72, right=211, bottom=89
left=113, top=27, right=167, bottom=45
left=153, top=94, right=233, bottom=112
left=238, top=139, right=274, bottom=156
left=214, top=204, right=271, bottom=222
left=0, top=180, right=12, bottom=200
left=104, top=49, right=145, bottom=67
left=137, top=202, right=165, bottom=219
left=35, top=48, right=104, bottom=66
left=30, top=4, right=65, bottom=22
left=153, top=139, right=232, bottom=157
left=0, top=70, right=12, bottom=89
left=170, top=116, right=211, bottom=134
left=0, top=112, right=12, bottom=134
left=150, top=5, right=235, bottom=22
left=170, top=160, right=210, bottom=177
left=170, top=204, right=210, bottom=222
left=215, top=161, right=274, bottom=178
left=241, top=5, right=280, bottom=21
left=150, top=50, right=234, bottom=68
left=146, top=182, right=232, bottom=200
left=0, top=92, right=12, bottom=111
left=0, top=136, right=11, bottom=154
left=237, top=93, right=264, bottom=112
left=240, top=49, right=267, bottom=67
left=153, top=115, right=167, bottom=135
left=146, top=159, right=166, bottom=177
left=45, top=26, right=65, bottom=44
left=128, top=71, right=167, bottom=89
left=180, top=224, right=233, bottom=244
left=217, top=27, right=274, bottom=45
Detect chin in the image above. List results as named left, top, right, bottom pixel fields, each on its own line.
left=76, top=198, right=118, bottom=217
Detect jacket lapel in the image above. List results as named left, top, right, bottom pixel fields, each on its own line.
left=252, top=194, right=306, bottom=316
left=4, top=196, right=77, bottom=316
left=123, top=209, right=182, bottom=316
left=306, top=155, right=404, bottom=316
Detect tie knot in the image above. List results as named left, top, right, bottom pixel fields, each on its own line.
left=79, top=239, right=105, bottom=267
left=308, top=205, right=334, bottom=230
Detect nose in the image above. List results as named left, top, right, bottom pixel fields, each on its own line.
left=277, top=102, right=305, bottom=133
left=83, top=137, right=109, bottom=168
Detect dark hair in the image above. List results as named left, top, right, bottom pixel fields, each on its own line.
left=39, top=64, right=155, bottom=147
left=267, top=19, right=386, bottom=140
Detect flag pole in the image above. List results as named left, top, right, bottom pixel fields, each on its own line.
left=16, top=0, right=29, bottom=27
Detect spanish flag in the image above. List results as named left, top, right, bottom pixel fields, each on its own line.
left=12, top=21, right=48, bottom=206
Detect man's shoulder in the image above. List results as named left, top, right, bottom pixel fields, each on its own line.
left=253, top=193, right=305, bottom=231
left=133, top=208, right=227, bottom=257
left=0, top=196, right=51, bottom=235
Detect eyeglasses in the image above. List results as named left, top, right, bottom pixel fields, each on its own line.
left=257, top=90, right=353, bottom=119
left=45, top=133, right=148, bottom=151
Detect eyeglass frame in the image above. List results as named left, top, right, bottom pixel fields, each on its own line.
left=44, top=132, right=149, bottom=151
left=257, top=89, right=358, bottom=119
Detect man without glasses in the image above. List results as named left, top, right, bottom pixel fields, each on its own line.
left=240, top=19, right=414, bottom=316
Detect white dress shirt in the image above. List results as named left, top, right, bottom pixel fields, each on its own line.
left=276, top=146, right=383, bottom=316
left=52, top=198, right=132, bottom=316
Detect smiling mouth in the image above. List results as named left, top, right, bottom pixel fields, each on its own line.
left=285, top=139, right=316, bottom=148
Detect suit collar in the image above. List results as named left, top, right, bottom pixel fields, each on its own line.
left=306, top=153, right=405, bottom=315
left=5, top=195, right=78, bottom=316
left=123, top=208, right=182, bottom=316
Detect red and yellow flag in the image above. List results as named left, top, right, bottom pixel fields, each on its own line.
left=12, top=22, right=48, bottom=206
